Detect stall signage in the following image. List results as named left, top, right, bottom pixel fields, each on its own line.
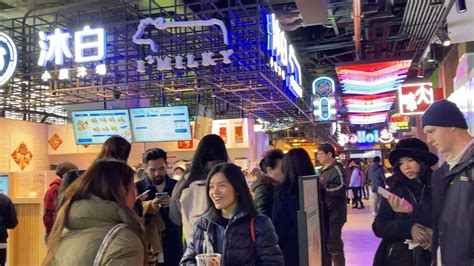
left=132, top=17, right=233, bottom=73
left=267, top=14, right=303, bottom=98
left=312, top=77, right=337, bottom=122
left=37, top=26, right=107, bottom=81
left=399, top=83, right=444, bottom=115
left=0, top=32, right=17, bottom=86
left=338, top=128, right=394, bottom=146
left=388, top=112, right=410, bottom=133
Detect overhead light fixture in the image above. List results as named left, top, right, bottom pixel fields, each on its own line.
left=437, top=28, right=451, bottom=47
left=456, top=0, right=467, bottom=13
left=417, top=65, right=424, bottom=78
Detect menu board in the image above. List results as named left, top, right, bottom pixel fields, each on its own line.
left=71, top=109, right=132, bottom=144
left=0, top=175, right=8, bottom=196
left=130, top=106, right=192, bottom=142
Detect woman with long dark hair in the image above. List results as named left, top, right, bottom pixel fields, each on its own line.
left=170, top=134, right=230, bottom=240
left=181, top=163, right=283, bottom=265
left=42, top=159, right=145, bottom=265
left=272, top=148, right=328, bottom=265
left=373, top=138, right=437, bottom=266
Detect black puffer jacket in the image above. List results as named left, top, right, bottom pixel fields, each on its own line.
left=431, top=142, right=474, bottom=265
left=251, top=177, right=274, bottom=218
left=181, top=206, right=284, bottom=266
left=0, top=193, right=18, bottom=243
left=372, top=172, right=432, bottom=266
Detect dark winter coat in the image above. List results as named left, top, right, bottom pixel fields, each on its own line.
left=136, top=176, right=183, bottom=266
left=251, top=177, right=275, bottom=218
left=372, top=172, right=432, bottom=266
left=431, top=142, right=474, bottom=266
left=0, top=193, right=17, bottom=243
left=319, top=162, right=348, bottom=224
left=181, top=206, right=284, bottom=265
left=272, top=193, right=299, bottom=266
left=367, top=163, right=386, bottom=192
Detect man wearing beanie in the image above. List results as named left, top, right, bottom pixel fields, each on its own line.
left=422, top=100, right=473, bottom=265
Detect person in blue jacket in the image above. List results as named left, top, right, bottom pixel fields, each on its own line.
left=181, top=163, right=283, bottom=265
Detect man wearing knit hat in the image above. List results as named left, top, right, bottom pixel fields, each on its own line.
left=422, top=99, right=473, bottom=265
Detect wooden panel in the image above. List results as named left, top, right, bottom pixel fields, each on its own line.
left=8, top=203, right=46, bottom=266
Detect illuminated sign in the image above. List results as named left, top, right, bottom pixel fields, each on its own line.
left=388, top=112, right=410, bottom=133
left=0, top=32, right=17, bottom=86
left=267, top=14, right=303, bottom=98
left=338, top=128, right=394, bottom=146
left=133, top=17, right=233, bottom=72
left=38, top=26, right=106, bottom=66
left=312, top=77, right=337, bottom=121
left=37, top=26, right=107, bottom=81
left=399, top=83, right=444, bottom=115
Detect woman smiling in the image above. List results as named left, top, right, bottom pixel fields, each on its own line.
left=181, top=163, right=284, bottom=265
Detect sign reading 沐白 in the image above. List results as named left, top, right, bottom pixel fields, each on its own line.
left=0, top=32, right=18, bottom=86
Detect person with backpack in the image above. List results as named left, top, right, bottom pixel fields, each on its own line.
left=181, top=163, right=283, bottom=265
left=170, top=134, right=230, bottom=241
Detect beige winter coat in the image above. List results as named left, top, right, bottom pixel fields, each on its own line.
left=48, top=198, right=145, bottom=266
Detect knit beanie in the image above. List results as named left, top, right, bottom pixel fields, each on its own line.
left=421, top=100, right=467, bottom=129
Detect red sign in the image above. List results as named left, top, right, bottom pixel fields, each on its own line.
left=398, top=83, right=444, bottom=115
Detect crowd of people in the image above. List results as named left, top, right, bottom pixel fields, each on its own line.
left=0, top=99, right=471, bottom=266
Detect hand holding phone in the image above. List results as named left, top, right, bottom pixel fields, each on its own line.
left=379, top=187, right=413, bottom=214
left=155, top=192, right=170, bottom=208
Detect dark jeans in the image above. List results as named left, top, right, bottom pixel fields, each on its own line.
left=362, top=185, right=369, bottom=199
left=328, top=223, right=345, bottom=266
left=351, top=187, right=364, bottom=208
left=0, top=248, right=6, bottom=266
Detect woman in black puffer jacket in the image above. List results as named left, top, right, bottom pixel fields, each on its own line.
left=181, top=163, right=284, bottom=266
left=372, top=138, right=438, bottom=266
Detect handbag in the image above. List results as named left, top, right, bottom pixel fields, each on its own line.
left=93, top=223, right=128, bottom=266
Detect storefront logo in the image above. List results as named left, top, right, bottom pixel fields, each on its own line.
left=132, top=17, right=233, bottom=72
left=0, top=32, right=18, bottom=86
left=312, top=77, right=337, bottom=121
left=37, top=26, right=107, bottom=81
left=338, top=128, right=394, bottom=146
left=399, top=83, right=444, bottom=115
left=267, top=14, right=303, bottom=98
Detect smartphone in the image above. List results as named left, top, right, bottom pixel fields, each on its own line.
left=377, top=186, right=395, bottom=199
left=155, top=192, right=169, bottom=198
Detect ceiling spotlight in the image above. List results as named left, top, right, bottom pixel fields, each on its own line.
left=437, top=28, right=451, bottom=47
left=417, top=65, right=424, bottom=78
left=456, top=0, right=467, bottom=13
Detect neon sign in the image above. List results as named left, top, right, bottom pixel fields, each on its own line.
left=38, top=26, right=106, bottom=66
left=0, top=32, right=18, bottom=86
left=338, top=128, right=394, bottom=146
left=312, top=77, right=337, bottom=121
left=399, top=83, right=444, bottom=115
left=267, top=14, right=303, bottom=98
left=388, top=112, right=410, bottom=132
left=132, top=17, right=233, bottom=72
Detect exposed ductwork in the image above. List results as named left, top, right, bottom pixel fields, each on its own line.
left=353, top=0, right=362, bottom=61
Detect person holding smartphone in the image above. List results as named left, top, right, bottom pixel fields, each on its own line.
left=372, top=138, right=438, bottom=266
left=136, top=148, right=182, bottom=266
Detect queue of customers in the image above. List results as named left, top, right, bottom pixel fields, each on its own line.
left=34, top=100, right=473, bottom=266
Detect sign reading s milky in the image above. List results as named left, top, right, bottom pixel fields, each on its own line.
left=0, top=32, right=17, bottom=86
left=132, top=17, right=233, bottom=73
left=267, top=14, right=303, bottom=98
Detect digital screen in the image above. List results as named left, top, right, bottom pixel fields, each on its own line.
left=0, top=175, right=9, bottom=196
left=130, top=106, right=192, bottom=142
left=71, top=109, right=132, bottom=144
